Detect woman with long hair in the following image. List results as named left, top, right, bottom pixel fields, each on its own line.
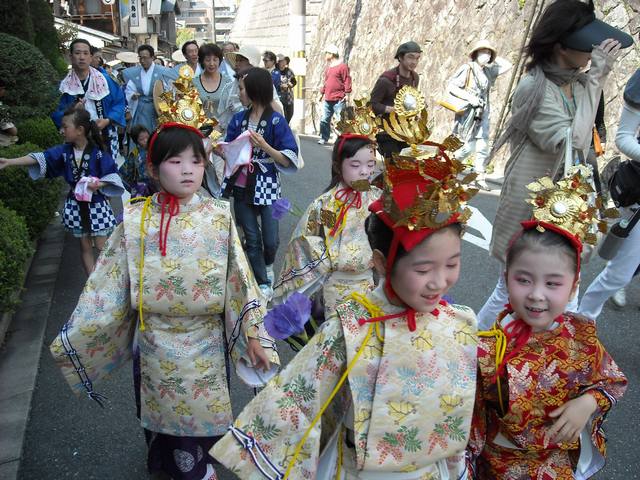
left=477, top=0, right=632, bottom=328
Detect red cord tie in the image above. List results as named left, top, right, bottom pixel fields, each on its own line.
left=329, top=187, right=362, bottom=237
left=493, top=304, right=566, bottom=380
left=157, top=192, right=180, bottom=257
left=357, top=300, right=447, bottom=332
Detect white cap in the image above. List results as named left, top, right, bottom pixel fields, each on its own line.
left=325, top=44, right=339, bottom=56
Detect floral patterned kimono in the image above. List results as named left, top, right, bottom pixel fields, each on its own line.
left=273, top=186, right=381, bottom=322
left=468, top=313, right=627, bottom=479
left=211, top=283, right=478, bottom=479
left=50, top=193, right=279, bottom=478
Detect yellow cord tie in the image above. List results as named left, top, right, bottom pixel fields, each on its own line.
left=282, top=323, right=374, bottom=479
left=137, top=196, right=153, bottom=331
left=478, top=322, right=508, bottom=415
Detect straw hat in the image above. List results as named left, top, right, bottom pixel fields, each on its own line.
left=171, top=49, right=186, bottom=62
left=324, top=44, right=339, bottom=56
left=115, top=51, right=139, bottom=64
left=225, top=45, right=261, bottom=69
left=469, top=40, right=497, bottom=63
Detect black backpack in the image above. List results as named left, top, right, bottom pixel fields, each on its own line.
left=607, top=158, right=640, bottom=207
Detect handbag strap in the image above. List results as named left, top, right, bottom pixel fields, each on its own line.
left=464, top=63, right=473, bottom=90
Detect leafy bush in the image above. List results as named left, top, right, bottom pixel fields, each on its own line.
left=0, top=0, right=34, bottom=43
left=0, top=33, right=59, bottom=123
left=17, top=117, right=62, bottom=149
left=28, top=0, right=67, bottom=76
left=0, top=142, right=64, bottom=238
left=0, top=200, right=32, bottom=313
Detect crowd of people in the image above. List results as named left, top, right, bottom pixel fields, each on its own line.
left=0, top=0, right=639, bottom=478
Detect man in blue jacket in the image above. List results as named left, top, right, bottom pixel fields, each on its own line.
left=122, top=44, right=178, bottom=136
left=52, top=39, right=126, bottom=160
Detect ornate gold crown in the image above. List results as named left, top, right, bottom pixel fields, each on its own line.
left=335, top=96, right=380, bottom=139
left=526, top=165, right=618, bottom=245
left=154, top=65, right=221, bottom=141
left=383, top=87, right=464, bottom=160
left=375, top=88, right=477, bottom=231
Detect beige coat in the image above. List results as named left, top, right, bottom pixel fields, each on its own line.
left=490, top=49, right=614, bottom=263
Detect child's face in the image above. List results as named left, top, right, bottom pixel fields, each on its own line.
left=154, top=146, right=204, bottom=203
left=136, top=131, right=150, bottom=150
left=61, top=116, right=84, bottom=144
left=341, top=146, right=375, bottom=187
left=238, top=78, right=250, bottom=107
left=387, top=228, right=461, bottom=312
left=506, top=249, right=576, bottom=331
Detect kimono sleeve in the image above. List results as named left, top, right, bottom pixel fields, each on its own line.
left=104, top=73, right=127, bottom=127
left=466, top=367, right=488, bottom=474
left=27, top=145, right=67, bottom=180
left=49, top=224, right=136, bottom=402
left=225, top=216, right=280, bottom=387
left=273, top=196, right=330, bottom=304
left=580, top=338, right=627, bottom=458
left=96, top=150, right=125, bottom=197
left=52, top=94, right=75, bottom=129
left=211, top=316, right=347, bottom=479
left=271, top=113, right=300, bottom=173
left=225, top=111, right=244, bottom=142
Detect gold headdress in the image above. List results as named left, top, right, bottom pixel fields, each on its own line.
left=525, top=165, right=618, bottom=246
left=374, top=87, right=477, bottom=234
left=335, top=96, right=380, bottom=140
left=154, top=65, right=221, bottom=142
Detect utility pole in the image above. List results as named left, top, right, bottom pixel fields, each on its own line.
left=289, top=0, right=305, bottom=132
left=211, top=0, right=217, bottom=43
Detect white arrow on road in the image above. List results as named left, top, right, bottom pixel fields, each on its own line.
left=463, top=206, right=493, bottom=251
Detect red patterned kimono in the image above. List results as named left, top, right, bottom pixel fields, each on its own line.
left=468, top=313, right=627, bottom=479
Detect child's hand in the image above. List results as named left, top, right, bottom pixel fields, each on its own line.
left=247, top=338, right=271, bottom=372
left=249, top=131, right=269, bottom=151
left=547, top=393, right=598, bottom=443
left=0, top=158, right=10, bottom=170
left=87, top=178, right=103, bottom=192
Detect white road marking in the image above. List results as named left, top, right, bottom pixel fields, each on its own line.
left=463, top=206, right=493, bottom=251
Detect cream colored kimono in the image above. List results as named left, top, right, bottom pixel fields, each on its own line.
left=50, top=193, right=279, bottom=437
left=211, top=284, right=477, bottom=479
left=273, top=186, right=380, bottom=318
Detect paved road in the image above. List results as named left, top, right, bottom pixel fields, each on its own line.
left=18, top=138, right=640, bottom=479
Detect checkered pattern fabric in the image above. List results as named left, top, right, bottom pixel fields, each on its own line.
left=62, top=197, right=117, bottom=233
left=254, top=173, right=281, bottom=206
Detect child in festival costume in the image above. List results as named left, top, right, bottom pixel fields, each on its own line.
left=120, top=124, right=155, bottom=198
left=468, top=167, right=627, bottom=479
left=49, top=90, right=280, bottom=479
left=0, top=107, right=123, bottom=275
left=272, top=99, right=381, bottom=348
left=211, top=92, right=480, bottom=479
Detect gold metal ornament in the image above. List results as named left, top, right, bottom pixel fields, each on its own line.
left=393, top=86, right=425, bottom=117
left=526, top=165, right=618, bottom=246
left=335, top=96, right=380, bottom=140
left=154, top=66, right=218, bottom=134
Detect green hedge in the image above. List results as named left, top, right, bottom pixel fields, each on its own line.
left=0, top=142, right=63, bottom=238
left=16, top=117, right=62, bottom=149
left=0, top=33, right=59, bottom=123
left=28, top=0, right=68, bottom=76
left=0, top=200, right=32, bottom=313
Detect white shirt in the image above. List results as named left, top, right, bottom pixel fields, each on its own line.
left=140, top=63, right=155, bottom=96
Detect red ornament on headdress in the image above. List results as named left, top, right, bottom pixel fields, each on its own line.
left=369, top=143, right=477, bottom=302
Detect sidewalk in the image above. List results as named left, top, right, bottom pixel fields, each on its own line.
left=0, top=220, right=65, bottom=479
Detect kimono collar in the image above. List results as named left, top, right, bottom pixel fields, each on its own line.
left=353, top=281, right=448, bottom=332
left=60, top=66, right=110, bottom=101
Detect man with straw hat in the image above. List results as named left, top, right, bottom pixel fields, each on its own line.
left=446, top=39, right=512, bottom=190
